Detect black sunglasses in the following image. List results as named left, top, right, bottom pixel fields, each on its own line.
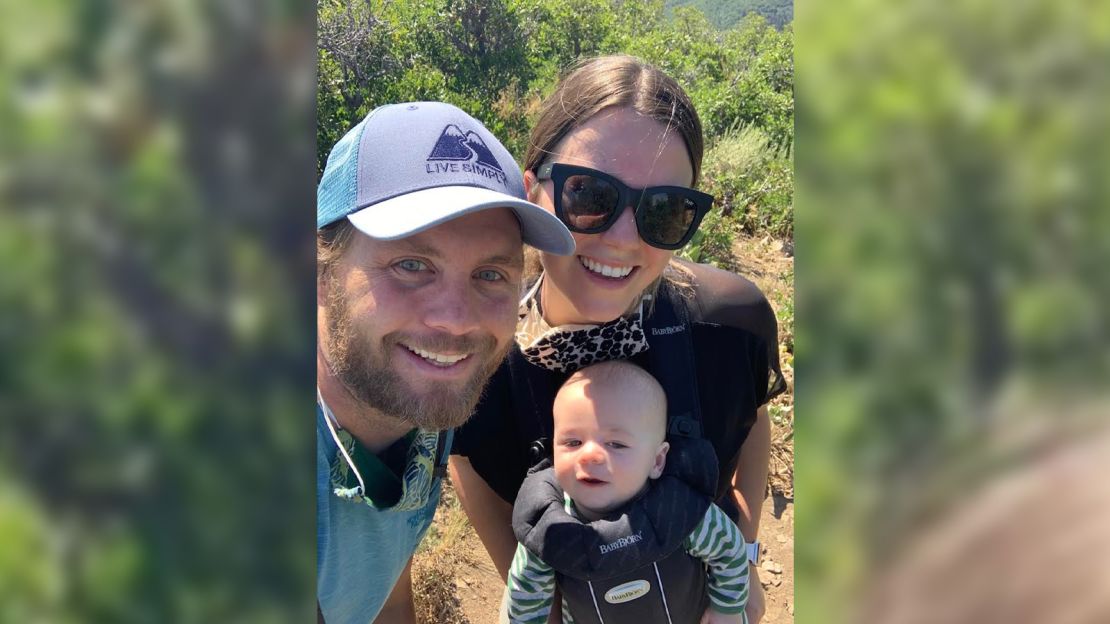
left=535, top=163, right=715, bottom=250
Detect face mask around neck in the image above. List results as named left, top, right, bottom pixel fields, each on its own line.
left=515, top=274, right=651, bottom=373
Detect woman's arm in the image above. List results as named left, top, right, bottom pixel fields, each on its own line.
left=732, top=405, right=771, bottom=540
left=451, top=457, right=565, bottom=623
left=449, top=455, right=518, bottom=582
left=373, top=558, right=416, bottom=624
left=732, top=404, right=771, bottom=624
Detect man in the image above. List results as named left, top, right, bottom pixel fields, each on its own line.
left=316, top=102, right=573, bottom=623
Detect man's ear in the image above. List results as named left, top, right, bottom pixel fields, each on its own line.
left=649, top=441, right=670, bottom=479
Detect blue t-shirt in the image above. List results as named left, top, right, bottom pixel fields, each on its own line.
left=316, top=407, right=449, bottom=623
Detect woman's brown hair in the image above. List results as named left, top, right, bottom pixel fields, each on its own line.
left=524, top=55, right=705, bottom=186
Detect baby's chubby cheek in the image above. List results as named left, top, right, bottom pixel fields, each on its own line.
left=553, top=459, right=575, bottom=489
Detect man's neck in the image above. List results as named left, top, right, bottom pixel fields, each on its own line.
left=317, top=348, right=410, bottom=454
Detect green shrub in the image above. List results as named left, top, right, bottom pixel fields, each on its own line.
left=700, top=124, right=794, bottom=240
left=678, top=208, right=735, bottom=267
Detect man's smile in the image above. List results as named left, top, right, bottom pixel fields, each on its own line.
left=402, top=343, right=471, bottom=367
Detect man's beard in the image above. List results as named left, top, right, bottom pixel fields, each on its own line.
left=323, top=284, right=510, bottom=431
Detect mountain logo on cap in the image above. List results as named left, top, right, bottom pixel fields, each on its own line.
left=427, top=125, right=504, bottom=173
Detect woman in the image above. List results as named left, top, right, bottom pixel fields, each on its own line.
left=450, top=55, right=785, bottom=623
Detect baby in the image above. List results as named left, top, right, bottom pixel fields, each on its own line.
left=507, top=360, right=750, bottom=624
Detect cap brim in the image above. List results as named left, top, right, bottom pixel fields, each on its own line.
left=346, top=185, right=575, bottom=255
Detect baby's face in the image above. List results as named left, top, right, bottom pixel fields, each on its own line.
left=552, top=379, right=668, bottom=521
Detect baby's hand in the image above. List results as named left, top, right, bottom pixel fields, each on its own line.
left=700, top=607, right=744, bottom=624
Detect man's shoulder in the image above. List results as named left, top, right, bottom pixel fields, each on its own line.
left=317, top=472, right=440, bottom=624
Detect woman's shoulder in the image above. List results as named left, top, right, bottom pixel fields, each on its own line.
left=672, top=259, right=777, bottom=335
left=668, top=259, right=787, bottom=406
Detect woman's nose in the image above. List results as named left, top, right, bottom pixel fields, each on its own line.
left=599, top=203, right=640, bottom=249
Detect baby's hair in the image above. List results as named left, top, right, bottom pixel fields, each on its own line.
left=557, top=360, right=667, bottom=441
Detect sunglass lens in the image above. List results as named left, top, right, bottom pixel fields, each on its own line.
left=640, top=192, right=698, bottom=246
left=562, top=174, right=619, bottom=231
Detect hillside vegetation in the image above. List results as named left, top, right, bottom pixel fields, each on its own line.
left=319, top=0, right=794, bottom=264
left=318, top=0, right=794, bottom=202
left=665, top=0, right=793, bottom=29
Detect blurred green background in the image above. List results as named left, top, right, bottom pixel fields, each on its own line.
left=0, top=1, right=316, bottom=622
left=794, top=0, right=1110, bottom=622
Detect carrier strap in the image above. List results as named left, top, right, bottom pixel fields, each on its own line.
left=433, top=429, right=451, bottom=478
left=506, top=345, right=561, bottom=466
left=644, top=282, right=705, bottom=439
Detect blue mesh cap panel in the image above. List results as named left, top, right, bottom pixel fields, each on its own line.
left=317, top=111, right=375, bottom=229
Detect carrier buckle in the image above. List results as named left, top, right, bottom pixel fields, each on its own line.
left=668, top=413, right=702, bottom=438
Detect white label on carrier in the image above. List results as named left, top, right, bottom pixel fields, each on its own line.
left=604, top=579, right=651, bottom=604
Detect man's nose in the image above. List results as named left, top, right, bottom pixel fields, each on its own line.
left=422, top=277, right=481, bottom=335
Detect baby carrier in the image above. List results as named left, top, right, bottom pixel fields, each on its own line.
left=510, top=283, right=720, bottom=624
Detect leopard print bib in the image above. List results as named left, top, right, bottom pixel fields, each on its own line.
left=515, top=274, right=651, bottom=373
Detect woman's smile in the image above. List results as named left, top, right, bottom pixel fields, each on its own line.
left=578, top=255, right=636, bottom=279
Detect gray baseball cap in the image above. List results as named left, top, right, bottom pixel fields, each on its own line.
left=317, top=102, right=574, bottom=255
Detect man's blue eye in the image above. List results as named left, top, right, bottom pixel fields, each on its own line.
left=563, top=440, right=581, bottom=448
left=398, top=259, right=427, bottom=271
left=476, top=269, right=504, bottom=282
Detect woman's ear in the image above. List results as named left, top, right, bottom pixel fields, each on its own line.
left=649, top=441, right=670, bottom=479
left=523, top=169, right=541, bottom=202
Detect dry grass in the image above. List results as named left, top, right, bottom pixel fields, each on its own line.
left=731, top=234, right=795, bottom=501
left=412, top=484, right=474, bottom=624
left=770, top=406, right=795, bottom=499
